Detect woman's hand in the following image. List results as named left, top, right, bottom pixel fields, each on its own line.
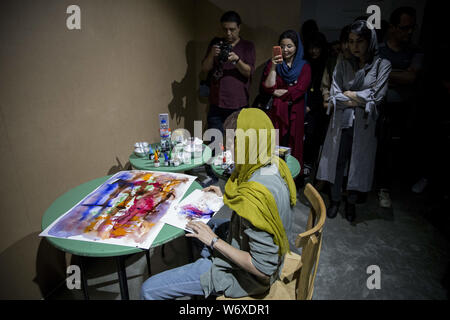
left=344, top=91, right=363, bottom=107
left=185, top=221, right=218, bottom=247
left=273, top=89, right=288, bottom=97
left=343, top=91, right=357, bottom=100
left=343, top=100, right=358, bottom=107
left=186, top=221, right=270, bottom=280
left=265, top=54, right=282, bottom=89
left=271, top=54, right=283, bottom=65
left=202, top=186, right=222, bottom=197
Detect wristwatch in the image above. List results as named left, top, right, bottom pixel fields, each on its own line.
left=233, top=57, right=240, bottom=65
left=210, top=236, right=219, bottom=248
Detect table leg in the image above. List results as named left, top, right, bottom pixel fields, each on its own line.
left=145, top=250, right=152, bottom=276
left=116, top=256, right=129, bottom=300
left=79, top=256, right=89, bottom=300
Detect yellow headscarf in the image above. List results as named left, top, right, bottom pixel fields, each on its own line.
left=223, top=108, right=296, bottom=256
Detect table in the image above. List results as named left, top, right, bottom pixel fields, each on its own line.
left=211, top=154, right=301, bottom=180
left=129, top=144, right=212, bottom=172
left=41, top=174, right=202, bottom=300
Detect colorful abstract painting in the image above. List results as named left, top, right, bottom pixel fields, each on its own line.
left=161, top=189, right=224, bottom=231
left=40, top=170, right=196, bottom=249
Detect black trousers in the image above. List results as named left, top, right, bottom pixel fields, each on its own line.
left=374, top=102, right=396, bottom=190
left=330, top=126, right=358, bottom=204
left=207, top=105, right=242, bottom=136
left=304, top=109, right=329, bottom=167
left=205, top=105, right=244, bottom=177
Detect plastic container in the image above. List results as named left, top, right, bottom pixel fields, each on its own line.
left=160, top=117, right=173, bottom=152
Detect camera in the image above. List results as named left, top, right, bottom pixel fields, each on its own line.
left=214, top=40, right=232, bottom=64
left=212, top=38, right=233, bottom=80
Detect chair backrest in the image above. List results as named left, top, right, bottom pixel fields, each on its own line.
left=294, top=183, right=326, bottom=300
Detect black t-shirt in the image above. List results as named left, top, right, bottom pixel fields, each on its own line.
left=379, top=42, right=423, bottom=71
left=379, top=42, right=424, bottom=102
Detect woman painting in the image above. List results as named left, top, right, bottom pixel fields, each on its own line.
left=261, top=30, right=311, bottom=170
left=141, top=108, right=296, bottom=299
left=316, top=20, right=392, bottom=222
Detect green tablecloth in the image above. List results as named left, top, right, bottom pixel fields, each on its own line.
left=211, top=154, right=301, bottom=179
left=41, top=175, right=201, bottom=257
left=129, top=144, right=212, bottom=172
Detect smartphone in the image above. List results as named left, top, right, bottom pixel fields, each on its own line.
left=273, top=46, right=282, bottom=58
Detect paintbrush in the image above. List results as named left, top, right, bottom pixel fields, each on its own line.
left=81, top=203, right=126, bottom=210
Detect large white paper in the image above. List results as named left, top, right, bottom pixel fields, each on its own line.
left=40, top=170, right=196, bottom=249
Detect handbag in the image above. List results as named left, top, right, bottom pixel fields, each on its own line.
left=199, top=80, right=210, bottom=98
left=252, top=93, right=273, bottom=111
left=252, top=60, right=275, bottom=111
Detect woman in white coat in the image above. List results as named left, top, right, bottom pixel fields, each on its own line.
left=316, top=20, right=392, bottom=222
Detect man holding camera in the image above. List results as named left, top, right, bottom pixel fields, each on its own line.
left=201, top=10, right=255, bottom=187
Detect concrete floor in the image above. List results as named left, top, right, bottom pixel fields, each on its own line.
left=48, top=167, right=450, bottom=300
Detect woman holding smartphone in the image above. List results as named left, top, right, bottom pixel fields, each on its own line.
left=261, top=30, right=311, bottom=171
left=316, top=20, right=392, bottom=222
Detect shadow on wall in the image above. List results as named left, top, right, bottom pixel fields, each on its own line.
left=34, top=236, right=67, bottom=299
left=0, top=232, right=66, bottom=299
left=107, top=157, right=132, bottom=176
left=0, top=231, right=150, bottom=300
left=168, top=40, right=200, bottom=135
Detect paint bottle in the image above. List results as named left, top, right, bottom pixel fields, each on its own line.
left=221, top=145, right=227, bottom=170
left=164, top=153, right=169, bottom=166
left=148, top=146, right=154, bottom=160
left=160, top=116, right=170, bottom=153
left=154, top=151, right=160, bottom=167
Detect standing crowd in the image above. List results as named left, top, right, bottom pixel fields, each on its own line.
left=200, top=7, right=428, bottom=222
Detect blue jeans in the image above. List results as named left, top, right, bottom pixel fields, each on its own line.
left=140, top=257, right=213, bottom=300
left=140, top=218, right=230, bottom=300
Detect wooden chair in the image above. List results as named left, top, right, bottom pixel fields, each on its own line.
left=217, top=183, right=326, bottom=300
